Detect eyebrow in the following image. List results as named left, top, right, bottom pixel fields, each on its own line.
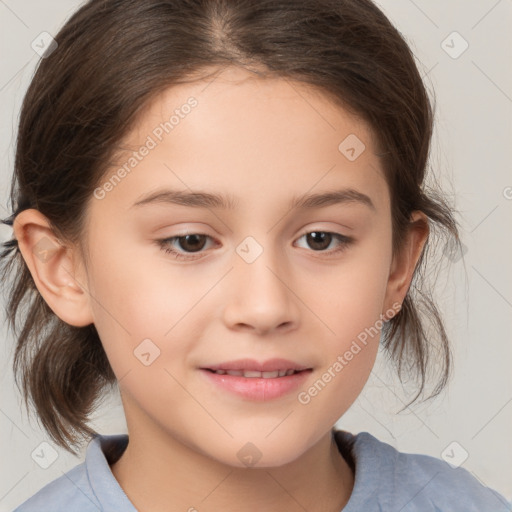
left=131, top=187, right=376, bottom=212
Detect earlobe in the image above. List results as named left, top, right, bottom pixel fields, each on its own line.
left=383, top=211, right=429, bottom=315
left=12, top=209, right=94, bottom=327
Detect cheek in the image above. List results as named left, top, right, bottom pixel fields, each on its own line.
left=302, top=232, right=392, bottom=394
left=313, top=243, right=391, bottom=341
left=299, top=275, right=387, bottom=425
left=85, top=234, right=210, bottom=377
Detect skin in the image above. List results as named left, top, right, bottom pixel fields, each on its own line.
left=13, top=65, right=428, bottom=511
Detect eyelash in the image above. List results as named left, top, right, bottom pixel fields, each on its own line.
left=155, top=230, right=353, bottom=261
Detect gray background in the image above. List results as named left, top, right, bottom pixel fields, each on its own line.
left=1, top=0, right=511, bottom=509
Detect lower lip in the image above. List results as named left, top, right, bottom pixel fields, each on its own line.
left=199, top=369, right=312, bottom=401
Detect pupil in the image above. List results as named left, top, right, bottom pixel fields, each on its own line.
left=180, top=234, right=206, bottom=252
left=308, top=232, right=331, bottom=250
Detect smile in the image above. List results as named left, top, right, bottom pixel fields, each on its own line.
left=206, top=369, right=302, bottom=378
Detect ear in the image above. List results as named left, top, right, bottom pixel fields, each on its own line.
left=12, top=208, right=94, bottom=327
left=382, top=211, right=429, bottom=319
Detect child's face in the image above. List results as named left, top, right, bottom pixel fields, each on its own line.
left=28, top=66, right=423, bottom=466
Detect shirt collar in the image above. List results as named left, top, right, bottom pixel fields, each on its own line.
left=85, top=433, right=136, bottom=512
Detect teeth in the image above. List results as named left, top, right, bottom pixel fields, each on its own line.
left=242, top=370, right=265, bottom=378
left=226, top=370, right=243, bottom=376
left=212, top=369, right=299, bottom=378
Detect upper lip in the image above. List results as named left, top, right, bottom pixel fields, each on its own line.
left=201, top=358, right=312, bottom=372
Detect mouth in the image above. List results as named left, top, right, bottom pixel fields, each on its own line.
left=198, top=358, right=313, bottom=401
left=200, top=357, right=312, bottom=377
left=202, top=368, right=307, bottom=378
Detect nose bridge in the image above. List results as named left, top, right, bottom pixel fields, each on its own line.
left=235, top=233, right=289, bottom=299
left=223, top=233, right=299, bottom=332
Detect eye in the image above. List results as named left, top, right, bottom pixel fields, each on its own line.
left=156, top=230, right=353, bottom=261
left=156, top=233, right=216, bottom=261
left=294, top=231, right=353, bottom=256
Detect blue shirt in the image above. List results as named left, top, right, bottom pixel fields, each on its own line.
left=13, top=429, right=511, bottom=511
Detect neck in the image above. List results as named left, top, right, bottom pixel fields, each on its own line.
left=110, top=426, right=354, bottom=512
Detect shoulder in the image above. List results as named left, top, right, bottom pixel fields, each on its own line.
left=335, top=429, right=511, bottom=512
left=12, top=434, right=134, bottom=512
left=389, top=445, right=508, bottom=511
left=12, top=462, right=101, bottom=512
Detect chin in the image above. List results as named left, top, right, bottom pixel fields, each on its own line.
left=201, top=435, right=310, bottom=470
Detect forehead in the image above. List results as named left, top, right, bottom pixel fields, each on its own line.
left=132, top=66, right=376, bottom=145
left=95, top=66, right=388, bottom=217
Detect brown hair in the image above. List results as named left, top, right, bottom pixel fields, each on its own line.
left=0, top=0, right=462, bottom=455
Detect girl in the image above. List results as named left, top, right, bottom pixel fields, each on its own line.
left=1, top=0, right=509, bottom=510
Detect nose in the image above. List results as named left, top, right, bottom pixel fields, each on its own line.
left=222, top=242, right=300, bottom=336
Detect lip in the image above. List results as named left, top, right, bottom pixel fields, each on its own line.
left=199, top=358, right=313, bottom=401
left=201, top=358, right=311, bottom=372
